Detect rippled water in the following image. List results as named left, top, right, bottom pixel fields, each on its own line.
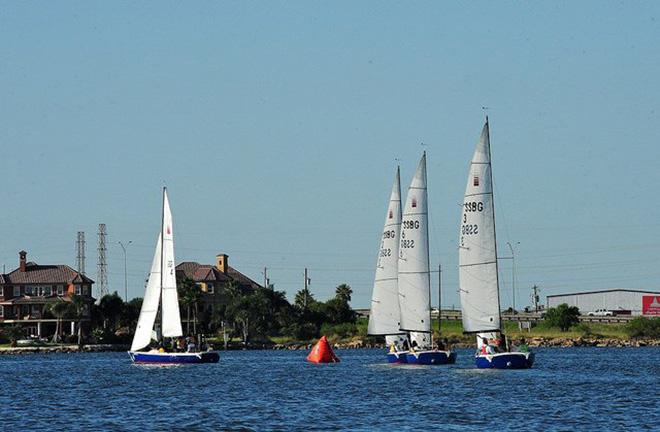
left=1, top=347, right=658, bottom=431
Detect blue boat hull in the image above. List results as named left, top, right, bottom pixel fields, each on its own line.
left=406, top=350, right=457, bottom=365
left=129, top=351, right=220, bottom=364
left=387, top=351, right=409, bottom=364
left=475, top=352, right=534, bottom=369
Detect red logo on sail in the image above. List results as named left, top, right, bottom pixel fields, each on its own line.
left=473, top=176, right=479, bottom=187
left=167, top=226, right=171, bottom=235
left=389, top=210, right=393, bottom=219
left=412, top=197, right=417, bottom=208
left=642, top=296, right=660, bottom=315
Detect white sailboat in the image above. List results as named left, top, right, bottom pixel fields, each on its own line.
left=128, top=187, right=219, bottom=364
left=398, top=152, right=456, bottom=365
left=367, top=167, right=408, bottom=363
left=458, top=118, right=533, bottom=369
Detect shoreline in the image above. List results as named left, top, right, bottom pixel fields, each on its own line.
left=1, top=337, right=659, bottom=355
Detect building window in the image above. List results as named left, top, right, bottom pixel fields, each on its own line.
left=25, top=286, right=34, bottom=296
left=42, top=286, right=52, bottom=296
left=0, top=306, right=3, bottom=317
left=14, top=286, right=21, bottom=297
left=75, top=286, right=82, bottom=295
left=82, top=286, right=89, bottom=295
left=0, top=286, right=3, bottom=297
left=57, top=285, right=64, bottom=296
left=207, top=283, right=214, bottom=294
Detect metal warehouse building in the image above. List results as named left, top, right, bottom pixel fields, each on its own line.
left=546, top=289, right=660, bottom=316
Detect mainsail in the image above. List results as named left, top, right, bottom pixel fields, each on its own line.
left=161, top=189, right=183, bottom=338
left=368, top=167, right=404, bottom=338
left=458, top=119, right=501, bottom=334
left=130, top=234, right=163, bottom=352
left=398, top=152, right=431, bottom=347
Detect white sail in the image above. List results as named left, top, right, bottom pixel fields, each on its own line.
left=368, top=167, right=404, bottom=337
left=161, top=189, right=183, bottom=338
left=458, top=119, right=501, bottom=333
left=130, top=234, right=163, bottom=352
left=398, top=152, right=431, bottom=341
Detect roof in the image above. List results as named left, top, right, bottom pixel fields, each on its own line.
left=547, top=288, right=660, bottom=298
left=2, top=262, right=94, bottom=285
left=175, top=262, right=261, bottom=289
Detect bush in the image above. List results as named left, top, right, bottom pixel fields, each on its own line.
left=282, top=323, right=318, bottom=341
left=320, top=322, right=358, bottom=339
left=625, top=317, right=660, bottom=339
left=543, top=303, right=580, bottom=331
left=573, top=323, right=602, bottom=338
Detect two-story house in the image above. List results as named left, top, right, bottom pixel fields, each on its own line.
left=0, top=251, right=95, bottom=339
left=175, top=253, right=262, bottom=325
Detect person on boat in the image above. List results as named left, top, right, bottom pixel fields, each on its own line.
left=443, top=338, right=450, bottom=351
left=187, top=337, right=197, bottom=353
left=437, top=339, right=445, bottom=350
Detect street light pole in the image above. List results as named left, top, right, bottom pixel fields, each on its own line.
left=118, top=240, right=132, bottom=302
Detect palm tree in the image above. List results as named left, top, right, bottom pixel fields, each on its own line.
left=98, top=292, right=125, bottom=331
left=335, top=284, right=353, bottom=303
left=49, top=300, right=70, bottom=343
left=70, top=295, right=87, bottom=348
left=294, top=289, right=314, bottom=310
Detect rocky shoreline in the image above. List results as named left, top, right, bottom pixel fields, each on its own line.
left=1, top=337, right=658, bottom=355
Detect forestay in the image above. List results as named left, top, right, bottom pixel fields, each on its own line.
left=130, top=234, right=163, bottom=352
left=458, top=120, right=501, bottom=333
left=398, top=153, right=431, bottom=335
left=368, top=167, right=405, bottom=337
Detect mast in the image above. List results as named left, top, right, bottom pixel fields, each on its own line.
left=485, top=117, right=503, bottom=332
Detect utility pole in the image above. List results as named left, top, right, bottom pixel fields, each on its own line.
left=438, top=264, right=442, bottom=334
left=532, top=285, right=540, bottom=313
left=76, top=231, right=86, bottom=275
left=97, top=224, right=108, bottom=298
left=263, top=267, right=270, bottom=290
left=303, top=268, right=311, bottom=308
left=506, top=241, right=520, bottom=312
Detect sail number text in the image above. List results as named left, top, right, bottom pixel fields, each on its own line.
left=461, top=224, right=479, bottom=235
left=403, top=220, right=420, bottom=229
left=401, top=239, right=415, bottom=249
left=464, top=201, right=484, bottom=212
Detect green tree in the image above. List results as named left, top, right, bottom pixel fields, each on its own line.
left=544, top=303, right=580, bottom=331
left=121, top=297, right=143, bottom=330
left=70, top=295, right=87, bottom=347
left=98, top=292, right=125, bottom=330
left=178, top=278, right=202, bottom=335
left=294, top=289, right=315, bottom=310
left=49, top=300, right=70, bottom=343
left=335, top=284, right=353, bottom=303
left=2, top=325, right=25, bottom=347
left=625, top=317, right=660, bottom=339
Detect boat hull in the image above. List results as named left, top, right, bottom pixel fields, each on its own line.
left=406, top=350, right=457, bottom=365
left=475, top=352, right=534, bottom=369
left=387, top=351, right=409, bottom=364
left=129, top=351, right=220, bottom=364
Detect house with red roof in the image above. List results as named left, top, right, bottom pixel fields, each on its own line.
left=0, top=251, right=95, bottom=339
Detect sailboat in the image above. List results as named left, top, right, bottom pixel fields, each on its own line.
left=458, top=118, right=533, bottom=369
left=367, top=167, right=409, bottom=363
left=128, top=188, right=219, bottom=364
left=398, top=152, right=456, bottom=365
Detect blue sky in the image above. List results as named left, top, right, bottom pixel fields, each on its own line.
left=1, top=1, right=659, bottom=309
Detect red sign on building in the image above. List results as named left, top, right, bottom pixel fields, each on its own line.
left=642, top=296, right=660, bottom=315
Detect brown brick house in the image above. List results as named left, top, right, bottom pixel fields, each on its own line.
left=0, top=251, right=95, bottom=339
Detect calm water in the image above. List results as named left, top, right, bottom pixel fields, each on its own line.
left=1, top=347, right=658, bottom=431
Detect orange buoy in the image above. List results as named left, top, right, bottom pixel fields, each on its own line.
left=307, top=335, right=340, bottom=363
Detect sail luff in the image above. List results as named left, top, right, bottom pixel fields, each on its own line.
left=130, top=234, right=163, bottom=352
left=458, top=120, right=502, bottom=333
left=161, top=189, right=183, bottom=338
left=398, top=152, right=431, bottom=336
left=368, top=167, right=405, bottom=336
